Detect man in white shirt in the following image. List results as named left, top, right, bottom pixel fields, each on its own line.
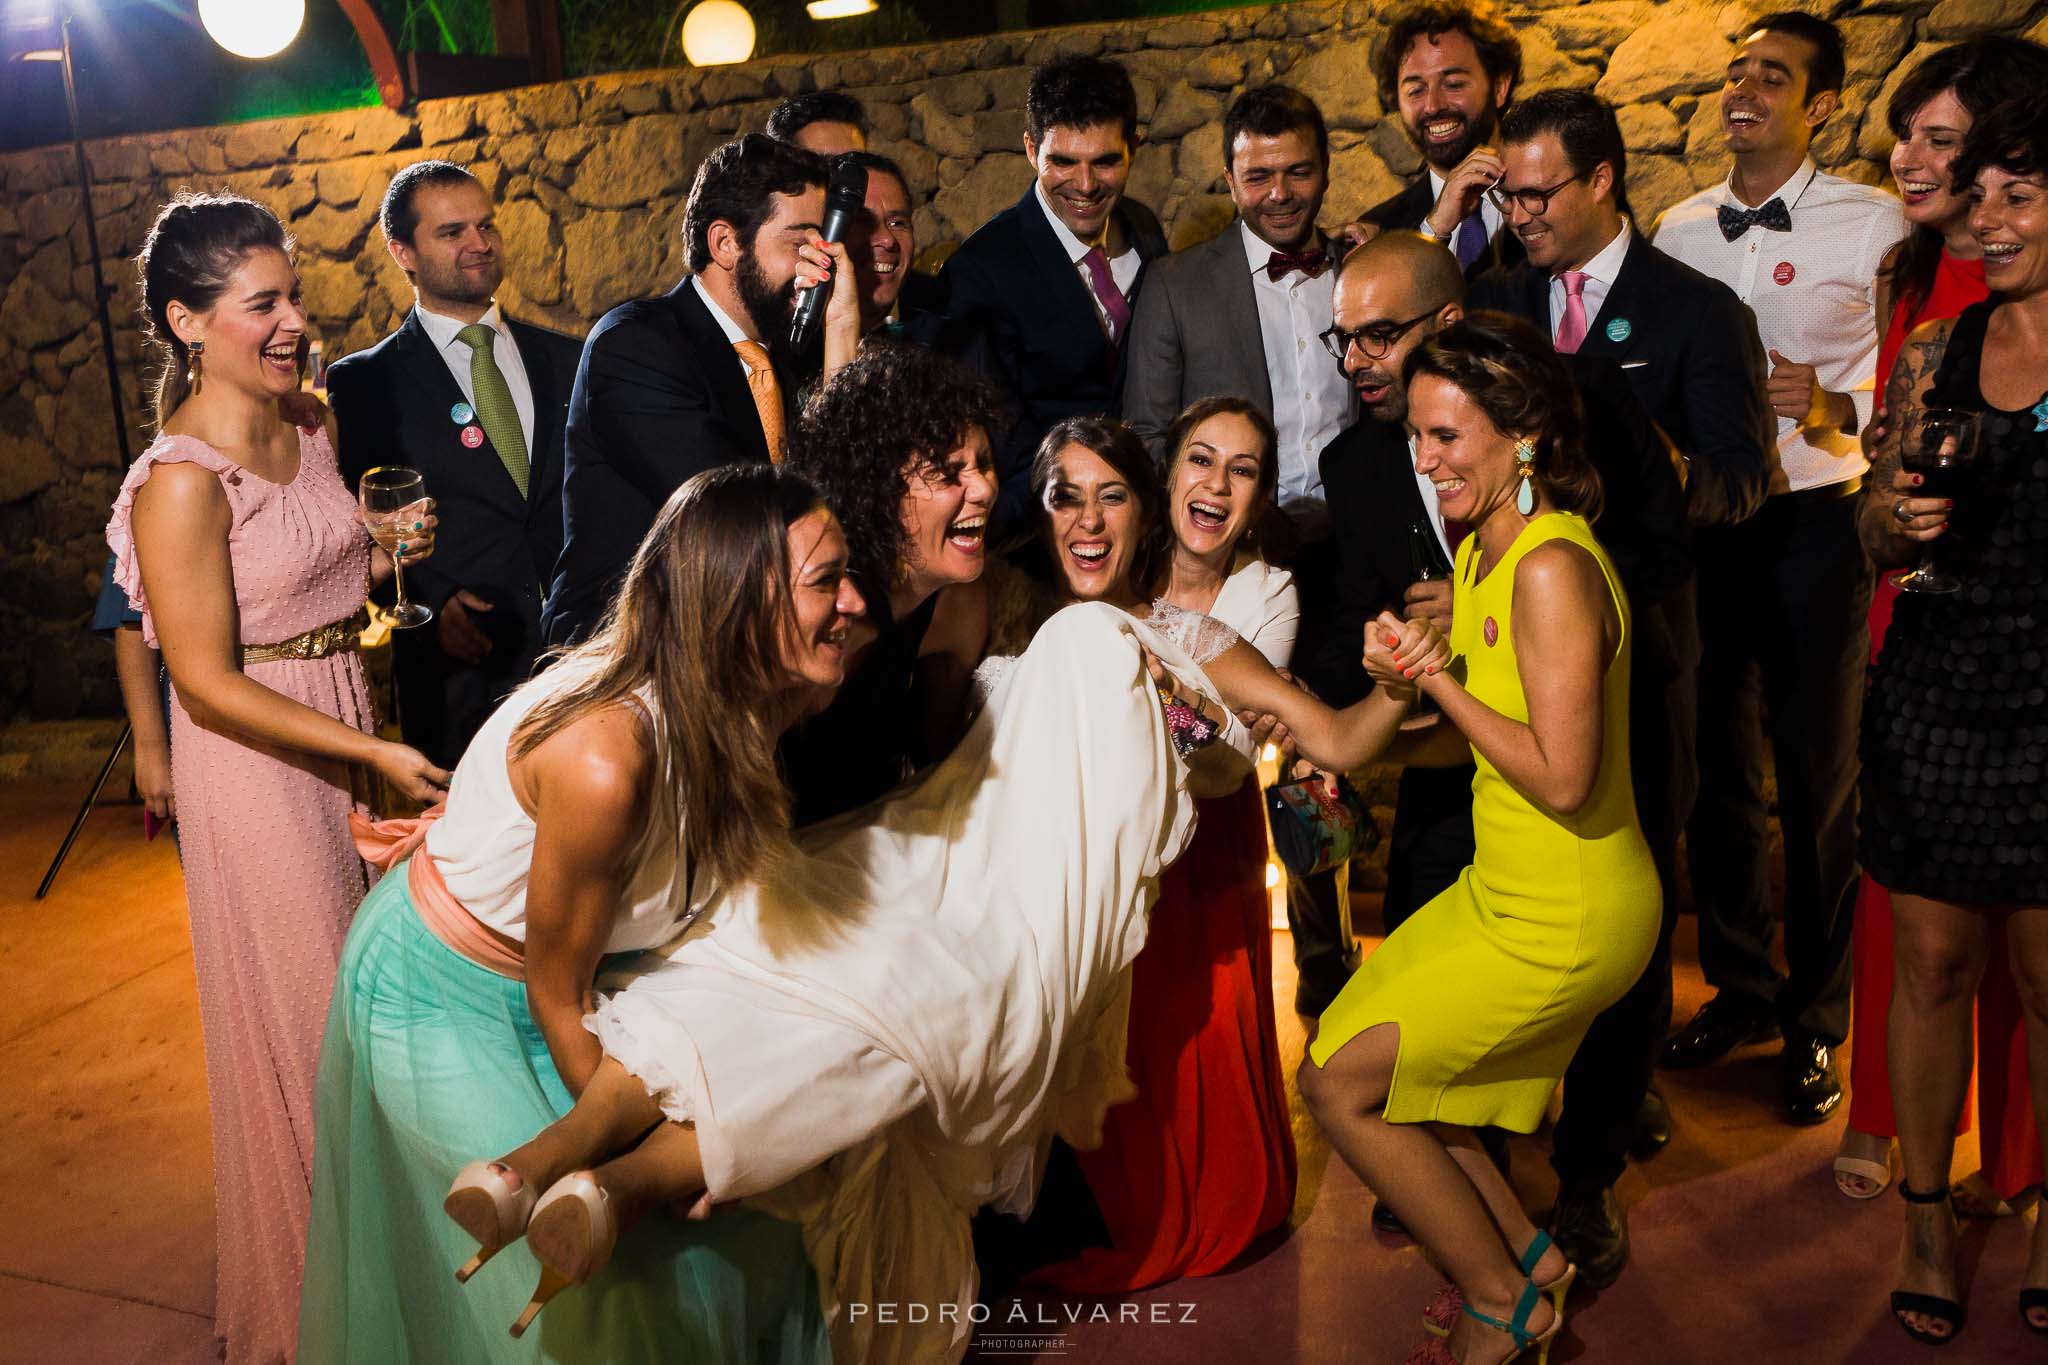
left=329, top=160, right=584, bottom=766
left=1654, top=13, right=1906, bottom=1132
left=1362, top=0, right=1525, bottom=280
left=940, top=55, right=1167, bottom=532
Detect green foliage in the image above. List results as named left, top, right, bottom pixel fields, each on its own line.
left=560, top=1, right=933, bottom=76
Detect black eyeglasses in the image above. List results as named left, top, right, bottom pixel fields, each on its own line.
left=1487, top=169, right=1592, bottom=216
left=1320, top=308, right=1440, bottom=362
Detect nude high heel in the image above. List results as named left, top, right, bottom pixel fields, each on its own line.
left=443, top=1160, right=538, bottom=1283
left=509, top=1172, right=617, bottom=1339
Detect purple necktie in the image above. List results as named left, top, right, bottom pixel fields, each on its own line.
left=1452, top=213, right=1487, bottom=269
left=1080, top=246, right=1132, bottom=344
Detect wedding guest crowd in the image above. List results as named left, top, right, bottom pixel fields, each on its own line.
left=91, top=5, right=2048, bottom=1361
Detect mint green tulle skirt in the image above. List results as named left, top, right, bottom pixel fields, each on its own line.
left=298, top=863, right=830, bottom=1363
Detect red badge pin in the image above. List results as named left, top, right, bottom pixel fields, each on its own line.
left=1772, top=261, right=1796, bottom=286
left=460, top=424, right=485, bottom=448
left=1483, top=616, right=1499, bottom=647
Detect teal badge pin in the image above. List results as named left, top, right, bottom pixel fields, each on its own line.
left=450, top=401, right=475, bottom=424
left=2033, top=395, right=2048, bottom=433
left=1605, top=318, right=1632, bottom=343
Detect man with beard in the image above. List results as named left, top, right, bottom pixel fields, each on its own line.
left=940, top=55, right=1167, bottom=534
left=543, top=134, right=832, bottom=646
left=1309, top=230, right=1693, bottom=1269
left=1120, top=83, right=1359, bottom=1017
left=1468, top=87, right=1773, bottom=1285
left=1363, top=1, right=1525, bottom=280
left=329, top=160, right=583, bottom=766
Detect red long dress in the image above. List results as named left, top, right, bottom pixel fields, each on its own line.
left=1845, top=248, right=2042, bottom=1198
left=1031, top=778, right=1298, bottom=1292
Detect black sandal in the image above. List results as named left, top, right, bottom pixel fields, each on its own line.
left=1891, top=1184, right=1965, bottom=1346
left=2022, top=1288, right=2048, bottom=1336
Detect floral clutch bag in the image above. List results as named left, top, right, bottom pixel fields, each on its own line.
left=1265, top=773, right=1378, bottom=877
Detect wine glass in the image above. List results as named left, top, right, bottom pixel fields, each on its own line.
left=1895, top=408, right=1982, bottom=596
left=359, top=466, right=434, bottom=628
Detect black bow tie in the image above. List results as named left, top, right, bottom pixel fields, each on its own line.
left=1717, top=197, right=1792, bottom=241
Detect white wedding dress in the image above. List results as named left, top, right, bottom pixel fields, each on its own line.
left=587, top=601, right=1250, bottom=1364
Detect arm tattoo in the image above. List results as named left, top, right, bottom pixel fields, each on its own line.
left=1860, top=324, right=1952, bottom=564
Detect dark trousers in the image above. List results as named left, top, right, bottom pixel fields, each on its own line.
left=1689, top=495, right=1870, bottom=1045
left=1380, top=764, right=1478, bottom=936
left=1552, top=580, right=1700, bottom=1190
left=392, top=630, right=536, bottom=771
left=1284, top=535, right=1360, bottom=1012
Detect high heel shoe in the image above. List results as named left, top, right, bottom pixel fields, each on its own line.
left=2022, top=1288, right=2048, bottom=1336
left=1890, top=1183, right=1965, bottom=1345
left=1423, top=1229, right=1576, bottom=1338
left=1406, top=1280, right=1562, bottom=1365
left=509, top=1172, right=617, bottom=1339
left=443, top=1160, right=538, bottom=1283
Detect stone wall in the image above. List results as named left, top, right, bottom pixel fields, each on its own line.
left=2, top=0, right=2046, bottom=720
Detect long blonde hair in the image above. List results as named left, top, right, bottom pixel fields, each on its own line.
left=514, top=464, right=822, bottom=889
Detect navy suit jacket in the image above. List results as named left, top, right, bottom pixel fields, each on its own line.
left=939, top=187, right=1168, bottom=530
left=1469, top=236, right=1774, bottom=527
left=545, top=280, right=797, bottom=646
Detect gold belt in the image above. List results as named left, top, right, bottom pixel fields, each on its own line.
left=241, top=609, right=368, bottom=665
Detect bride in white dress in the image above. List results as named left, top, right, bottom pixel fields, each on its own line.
left=450, top=425, right=1446, bottom=1364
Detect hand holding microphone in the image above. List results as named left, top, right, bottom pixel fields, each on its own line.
left=790, top=159, right=871, bottom=355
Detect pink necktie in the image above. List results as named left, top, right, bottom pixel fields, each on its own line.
left=1555, top=270, right=1589, bottom=355
left=1080, top=246, right=1132, bottom=344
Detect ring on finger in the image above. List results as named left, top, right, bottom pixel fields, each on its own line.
left=1892, top=497, right=1913, bottom=525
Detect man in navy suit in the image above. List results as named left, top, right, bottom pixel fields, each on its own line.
left=543, top=135, right=829, bottom=646
left=1362, top=0, right=1527, bottom=281
left=940, top=55, right=1168, bottom=533
left=329, top=160, right=582, bottom=767
left=1467, top=88, right=1773, bottom=1285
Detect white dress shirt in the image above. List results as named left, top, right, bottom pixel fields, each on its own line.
left=689, top=274, right=768, bottom=382
left=1654, top=159, right=1906, bottom=493
left=1241, top=221, right=1353, bottom=539
left=416, top=301, right=535, bottom=456
left=1547, top=219, right=1634, bottom=349
left=1417, top=168, right=1505, bottom=250
left=1035, top=182, right=1141, bottom=335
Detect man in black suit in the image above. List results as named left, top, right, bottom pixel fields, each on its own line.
left=329, top=160, right=581, bottom=767
left=940, top=55, right=1168, bottom=533
left=1363, top=0, right=1526, bottom=280
left=543, top=135, right=829, bottom=645
left=1467, top=89, right=1773, bottom=1283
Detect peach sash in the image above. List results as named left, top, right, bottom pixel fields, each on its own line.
left=349, top=805, right=527, bottom=980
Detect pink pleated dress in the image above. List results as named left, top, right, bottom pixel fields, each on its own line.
left=106, top=424, right=376, bottom=1364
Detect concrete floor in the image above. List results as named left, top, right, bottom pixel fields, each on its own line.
left=0, top=775, right=2034, bottom=1363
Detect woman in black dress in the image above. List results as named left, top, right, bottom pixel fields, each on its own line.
left=1859, top=97, right=2048, bottom=1346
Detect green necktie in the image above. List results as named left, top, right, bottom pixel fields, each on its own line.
left=456, top=322, right=529, bottom=498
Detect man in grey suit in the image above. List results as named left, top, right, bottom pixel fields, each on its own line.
left=1122, top=84, right=1359, bottom=1016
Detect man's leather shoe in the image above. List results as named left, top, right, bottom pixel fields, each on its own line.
left=1629, top=1085, right=1671, bottom=1160
left=1659, top=993, right=1780, bottom=1069
left=1783, top=1034, right=1844, bottom=1126
left=1549, top=1182, right=1629, bottom=1289
left=1370, top=1199, right=1408, bottom=1237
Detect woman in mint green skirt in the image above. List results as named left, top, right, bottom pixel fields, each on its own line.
left=299, top=465, right=865, bottom=1362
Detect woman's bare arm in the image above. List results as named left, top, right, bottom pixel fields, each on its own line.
left=1415, top=541, right=1615, bottom=815
left=113, top=625, right=174, bottom=820
left=1860, top=318, right=1954, bottom=567
left=516, top=705, right=655, bottom=1097
left=1201, top=615, right=1439, bottom=773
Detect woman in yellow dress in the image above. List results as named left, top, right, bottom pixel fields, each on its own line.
left=1298, top=314, right=1659, bottom=1365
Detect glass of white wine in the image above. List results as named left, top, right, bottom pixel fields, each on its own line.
left=359, top=466, right=434, bottom=629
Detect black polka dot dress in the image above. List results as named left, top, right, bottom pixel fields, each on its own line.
left=1860, top=300, right=2048, bottom=906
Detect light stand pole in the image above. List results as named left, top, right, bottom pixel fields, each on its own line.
left=30, top=4, right=138, bottom=899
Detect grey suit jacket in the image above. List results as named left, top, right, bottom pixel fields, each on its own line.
left=1120, top=220, right=1277, bottom=460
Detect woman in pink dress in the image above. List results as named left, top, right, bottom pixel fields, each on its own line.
left=105, top=193, right=448, bottom=1364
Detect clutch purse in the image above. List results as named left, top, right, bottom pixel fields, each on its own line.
left=1265, top=772, right=1378, bottom=877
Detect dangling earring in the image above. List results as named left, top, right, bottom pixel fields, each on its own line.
left=1514, top=437, right=1536, bottom=516
left=186, top=339, right=205, bottom=392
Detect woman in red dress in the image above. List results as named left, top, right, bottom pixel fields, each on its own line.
left=1032, top=401, right=1299, bottom=1292
left=1834, top=36, right=2048, bottom=1211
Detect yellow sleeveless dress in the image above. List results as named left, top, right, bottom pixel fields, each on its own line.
left=1308, top=513, right=1659, bottom=1132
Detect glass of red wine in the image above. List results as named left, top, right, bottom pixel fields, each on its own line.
left=1896, top=408, right=1982, bottom=596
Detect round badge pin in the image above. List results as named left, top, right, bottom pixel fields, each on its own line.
left=1772, top=261, right=1796, bottom=286
left=1604, top=318, right=1632, bottom=343
left=460, top=424, right=485, bottom=448
left=450, top=401, right=475, bottom=424
left=1483, top=616, right=1499, bottom=647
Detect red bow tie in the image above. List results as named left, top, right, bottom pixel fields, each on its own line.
left=1265, top=247, right=1329, bottom=282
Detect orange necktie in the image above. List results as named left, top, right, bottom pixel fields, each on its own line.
left=732, top=340, right=784, bottom=463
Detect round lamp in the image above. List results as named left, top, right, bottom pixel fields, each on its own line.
left=681, top=1, right=755, bottom=67
left=198, top=0, right=305, bottom=60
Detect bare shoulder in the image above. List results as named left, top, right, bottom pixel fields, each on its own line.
left=922, top=577, right=991, bottom=660
left=1515, top=537, right=1608, bottom=604
left=132, top=458, right=230, bottom=524
left=529, top=701, right=656, bottom=817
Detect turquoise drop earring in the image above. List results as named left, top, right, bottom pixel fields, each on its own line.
left=1514, top=437, right=1536, bottom=516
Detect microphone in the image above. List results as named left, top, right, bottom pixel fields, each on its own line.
left=789, top=160, right=871, bottom=354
